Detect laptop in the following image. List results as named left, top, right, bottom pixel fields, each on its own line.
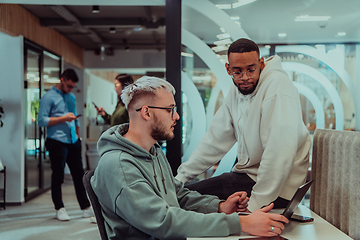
left=281, top=179, right=313, bottom=219
left=238, top=179, right=314, bottom=219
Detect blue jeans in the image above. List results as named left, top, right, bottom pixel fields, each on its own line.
left=185, top=172, right=289, bottom=208
left=45, top=138, right=90, bottom=210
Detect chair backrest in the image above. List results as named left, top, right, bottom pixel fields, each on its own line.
left=83, top=170, right=108, bottom=240
left=310, top=129, right=360, bottom=240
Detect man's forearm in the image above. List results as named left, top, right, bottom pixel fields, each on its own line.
left=47, top=116, right=67, bottom=126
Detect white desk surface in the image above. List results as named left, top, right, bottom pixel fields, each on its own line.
left=188, top=205, right=353, bottom=240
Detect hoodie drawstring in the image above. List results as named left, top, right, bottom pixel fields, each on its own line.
left=151, top=156, right=167, bottom=194
left=151, top=160, right=161, bottom=192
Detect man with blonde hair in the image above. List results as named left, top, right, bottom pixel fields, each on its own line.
left=91, top=76, right=288, bottom=239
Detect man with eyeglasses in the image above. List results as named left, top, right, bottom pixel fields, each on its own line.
left=91, top=75, right=288, bottom=239
left=176, top=38, right=311, bottom=213
left=38, top=69, right=94, bottom=221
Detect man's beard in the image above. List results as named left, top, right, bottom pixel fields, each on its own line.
left=234, top=79, right=259, bottom=95
left=150, top=114, right=174, bottom=141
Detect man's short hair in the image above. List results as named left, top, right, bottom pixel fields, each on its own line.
left=61, top=69, right=79, bottom=83
left=227, top=38, right=260, bottom=57
left=121, top=76, right=175, bottom=109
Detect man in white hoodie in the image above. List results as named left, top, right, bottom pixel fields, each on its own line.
left=176, top=38, right=311, bottom=212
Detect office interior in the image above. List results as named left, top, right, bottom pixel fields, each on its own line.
left=0, top=0, right=360, bottom=239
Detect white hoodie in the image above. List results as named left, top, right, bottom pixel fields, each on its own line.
left=176, top=55, right=311, bottom=211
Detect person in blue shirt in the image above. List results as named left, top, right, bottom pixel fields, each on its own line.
left=38, top=69, right=94, bottom=221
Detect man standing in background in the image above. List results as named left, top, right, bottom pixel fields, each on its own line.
left=38, top=69, right=94, bottom=221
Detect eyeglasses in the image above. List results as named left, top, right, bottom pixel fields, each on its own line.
left=136, top=106, right=177, bottom=118
left=230, top=68, right=257, bottom=81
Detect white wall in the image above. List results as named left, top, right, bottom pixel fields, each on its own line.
left=85, top=71, right=117, bottom=126
left=0, top=33, right=25, bottom=203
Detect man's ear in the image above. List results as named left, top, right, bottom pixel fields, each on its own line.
left=225, top=63, right=231, bottom=75
left=260, top=57, right=265, bottom=70
left=140, top=106, right=151, bottom=120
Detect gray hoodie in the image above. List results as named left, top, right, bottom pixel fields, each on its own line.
left=91, top=124, right=241, bottom=240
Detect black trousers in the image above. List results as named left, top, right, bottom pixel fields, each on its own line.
left=185, top=172, right=289, bottom=209
left=45, top=138, right=90, bottom=210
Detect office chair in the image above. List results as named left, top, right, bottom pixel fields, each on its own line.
left=83, top=170, right=108, bottom=240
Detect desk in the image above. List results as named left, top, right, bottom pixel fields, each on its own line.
left=188, top=205, right=352, bottom=240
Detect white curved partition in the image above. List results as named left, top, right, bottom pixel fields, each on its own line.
left=181, top=71, right=207, bottom=162
left=181, top=29, right=232, bottom=130
left=182, top=0, right=249, bottom=40
left=293, top=82, right=325, bottom=129
left=276, top=45, right=356, bottom=119
left=282, top=62, right=344, bottom=130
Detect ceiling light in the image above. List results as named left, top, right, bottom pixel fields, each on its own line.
left=265, top=45, right=271, bottom=49
left=234, top=21, right=241, bottom=27
left=134, top=27, right=143, bottom=31
left=338, top=32, right=346, bottom=36
left=92, top=5, right=100, bottom=14
left=181, top=52, right=194, bottom=58
left=215, top=4, right=232, bottom=9
left=278, top=33, right=287, bottom=37
left=295, top=15, right=331, bottom=22
left=231, top=16, right=240, bottom=21
left=232, top=0, right=257, bottom=8
left=217, top=33, right=231, bottom=40
left=212, top=45, right=228, bottom=52
left=192, top=75, right=212, bottom=82
left=214, top=38, right=232, bottom=46
left=109, top=27, right=116, bottom=34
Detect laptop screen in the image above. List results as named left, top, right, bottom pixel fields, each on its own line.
left=282, top=180, right=314, bottom=219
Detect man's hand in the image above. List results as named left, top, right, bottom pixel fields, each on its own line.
left=219, top=192, right=249, bottom=214
left=64, top=112, right=78, bottom=122
left=239, top=203, right=288, bottom=237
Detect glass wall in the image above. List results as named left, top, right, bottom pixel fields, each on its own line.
left=24, top=40, right=61, bottom=200
left=180, top=1, right=359, bottom=180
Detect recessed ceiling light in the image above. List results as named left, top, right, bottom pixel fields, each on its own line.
left=215, top=4, right=232, bottom=9
left=92, top=5, right=100, bottom=14
left=278, top=33, right=287, bottom=37
left=338, top=32, right=346, bottom=36
left=295, top=15, right=331, bottom=22
left=109, top=27, right=116, bottom=34
left=231, top=16, right=240, bottom=21
left=232, top=0, right=257, bottom=8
